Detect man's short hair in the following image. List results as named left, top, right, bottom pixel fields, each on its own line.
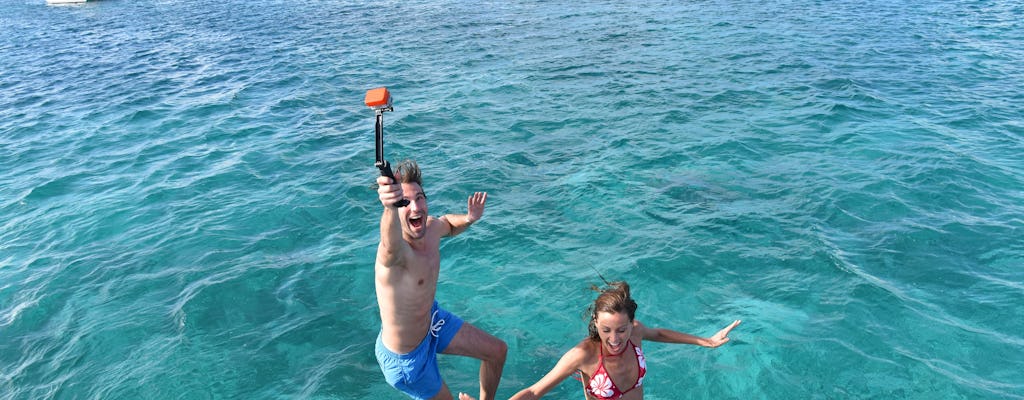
left=395, top=160, right=422, bottom=186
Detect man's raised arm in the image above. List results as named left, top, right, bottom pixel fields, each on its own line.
left=377, top=175, right=409, bottom=267
left=441, top=191, right=487, bottom=237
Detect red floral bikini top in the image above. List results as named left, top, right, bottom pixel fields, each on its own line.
left=586, top=340, right=646, bottom=400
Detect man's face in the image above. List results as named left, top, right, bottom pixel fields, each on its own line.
left=400, top=182, right=428, bottom=240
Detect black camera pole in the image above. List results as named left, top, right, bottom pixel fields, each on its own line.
left=366, top=87, right=409, bottom=208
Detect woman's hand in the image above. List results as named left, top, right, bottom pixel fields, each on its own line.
left=705, top=320, right=741, bottom=348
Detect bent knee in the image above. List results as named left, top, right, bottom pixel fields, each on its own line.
left=491, top=339, right=508, bottom=362
left=478, top=336, right=507, bottom=363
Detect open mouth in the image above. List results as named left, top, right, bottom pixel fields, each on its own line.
left=408, top=214, right=424, bottom=229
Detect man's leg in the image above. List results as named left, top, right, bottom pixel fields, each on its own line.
left=441, top=322, right=507, bottom=400
left=429, top=382, right=454, bottom=400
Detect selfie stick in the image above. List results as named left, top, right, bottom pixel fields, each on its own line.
left=365, top=87, right=409, bottom=207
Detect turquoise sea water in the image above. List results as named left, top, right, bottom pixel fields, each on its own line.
left=2, top=0, right=1023, bottom=398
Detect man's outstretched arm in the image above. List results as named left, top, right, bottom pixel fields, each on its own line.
left=441, top=191, right=487, bottom=237
left=377, top=175, right=409, bottom=267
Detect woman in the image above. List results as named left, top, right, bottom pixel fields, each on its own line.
left=508, top=281, right=741, bottom=400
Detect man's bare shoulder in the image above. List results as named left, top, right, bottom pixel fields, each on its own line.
left=427, top=215, right=453, bottom=237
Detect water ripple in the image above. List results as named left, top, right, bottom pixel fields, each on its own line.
left=2, top=1, right=1023, bottom=399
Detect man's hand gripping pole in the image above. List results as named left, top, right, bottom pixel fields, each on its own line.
left=366, top=87, right=409, bottom=207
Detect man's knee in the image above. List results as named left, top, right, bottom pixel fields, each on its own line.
left=489, top=338, right=508, bottom=363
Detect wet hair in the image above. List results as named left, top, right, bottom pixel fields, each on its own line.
left=587, top=281, right=638, bottom=341
left=394, top=159, right=422, bottom=186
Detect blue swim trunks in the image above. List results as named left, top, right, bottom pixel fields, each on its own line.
left=375, top=301, right=465, bottom=399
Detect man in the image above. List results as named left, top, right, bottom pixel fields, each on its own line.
left=374, top=160, right=507, bottom=400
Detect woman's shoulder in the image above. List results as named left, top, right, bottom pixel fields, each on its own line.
left=567, top=339, right=600, bottom=360
left=631, top=319, right=649, bottom=342
left=626, top=321, right=643, bottom=345
left=565, top=339, right=601, bottom=373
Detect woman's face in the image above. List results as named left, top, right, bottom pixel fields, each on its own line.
left=595, top=311, right=633, bottom=355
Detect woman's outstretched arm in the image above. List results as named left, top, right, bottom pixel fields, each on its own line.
left=637, top=319, right=741, bottom=348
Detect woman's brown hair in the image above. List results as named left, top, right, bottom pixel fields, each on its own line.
left=587, top=281, right=638, bottom=341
